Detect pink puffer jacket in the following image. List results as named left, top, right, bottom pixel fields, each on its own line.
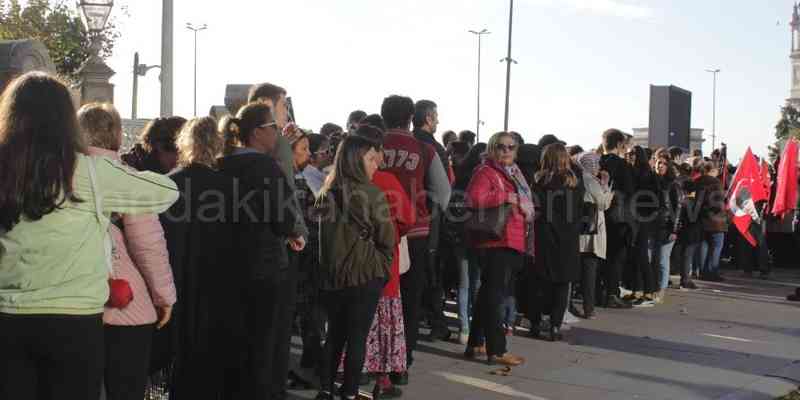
left=466, top=160, right=531, bottom=255
left=90, top=147, right=177, bottom=326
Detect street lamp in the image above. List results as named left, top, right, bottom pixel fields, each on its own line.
left=186, top=22, right=207, bottom=117
left=502, top=0, right=517, bottom=132
left=78, top=0, right=113, bottom=34
left=469, top=29, right=490, bottom=142
left=706, top=68, right=721, bottom=151
left=77, top=0, right=115, bottom=105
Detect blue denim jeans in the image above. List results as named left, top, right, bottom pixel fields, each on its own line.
left=502, top=296, right=516, bottom=328
left=456, top=248, right=481, bottom=333
left=651, top=239, right=676, bottom=290
left=700, top=232, right=725, bottom=277
left=682, top=243, right=700, bottom=285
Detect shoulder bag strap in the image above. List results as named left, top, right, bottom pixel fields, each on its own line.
left=86, top=156, right=114, bottom=276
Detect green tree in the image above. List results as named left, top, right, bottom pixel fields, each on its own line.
left=0, top=0, right=121, bottom=84
left=776, top=105, right=800, bottom=141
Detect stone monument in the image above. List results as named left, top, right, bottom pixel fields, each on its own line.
left=0, top=39, right=57, bottom=92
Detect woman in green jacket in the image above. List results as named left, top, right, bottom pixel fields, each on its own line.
left=0, top=72, right=179, bottom=400
left=315, top=136, right=396, bottom=400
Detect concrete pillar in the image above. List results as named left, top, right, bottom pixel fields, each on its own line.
left=160, top=0, right=173, bottom=116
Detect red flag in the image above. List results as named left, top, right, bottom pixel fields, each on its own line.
left=729, top=148, right=768, bottom=246
left=772, top=139, right=799, bottom=218
left=761, top=159, right=773, bottom=206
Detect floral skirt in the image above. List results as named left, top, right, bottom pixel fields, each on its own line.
left=339, top=296, right=407, bottom=374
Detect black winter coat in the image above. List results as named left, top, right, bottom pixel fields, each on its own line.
left=218, top=152, right=300, bottom=280
left=532, top=174, right=585, bottom=283
left=156, top=164, right=243, bottom=395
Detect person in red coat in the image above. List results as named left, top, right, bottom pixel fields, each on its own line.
left=464, top=131, right=534, bottom=367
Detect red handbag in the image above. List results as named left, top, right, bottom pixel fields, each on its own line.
left=107, top=278, right=134, bottom=308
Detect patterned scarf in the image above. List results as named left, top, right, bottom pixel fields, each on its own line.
left=489, top=159, right=536, bottom=257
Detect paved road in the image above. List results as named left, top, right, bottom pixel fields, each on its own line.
left=288, top=269, right=800, bottom=400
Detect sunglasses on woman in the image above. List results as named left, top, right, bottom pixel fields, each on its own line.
left=497, top=144, right=517, bottom=153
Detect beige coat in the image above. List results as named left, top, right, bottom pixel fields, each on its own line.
left=579, top=172, right=614, bottom=259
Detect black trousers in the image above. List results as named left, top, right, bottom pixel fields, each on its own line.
left=0, top=313, right=104, bottom=400
left=580, top=254, right=599, bottom=315
left=633, top=222, right=657, bottom=294
left=468, top=248, right=520, bottom=357
left=735, top=225, right=770, bottom=274
left=424, top=249, right=448, bottom=335
left=299, top=301, right=326, bottom=371
left=605, top=226, right=628, bottom=298
left=529, top=279, right=570, bottom=329
left=104, top=324, right=153, bottom=400
left=400, top=237, right=429, bottom=367
left=319, top=280, right=383, bottom=397
left=241, top=269, right=297, bottom=400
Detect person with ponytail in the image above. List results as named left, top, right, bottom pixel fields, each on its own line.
left=217, top=101, right=304, bottom=400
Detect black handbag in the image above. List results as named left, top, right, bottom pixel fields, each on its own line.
left=465, top=203, right=513, bottom=240
left=581, top=201, right=599, bottom=235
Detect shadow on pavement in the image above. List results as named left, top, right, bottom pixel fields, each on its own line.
left=569, top=327, right=795, bottom=374
left=699, top=319, right=800, bottom=338
left=610, top=370, right=768, bottom=399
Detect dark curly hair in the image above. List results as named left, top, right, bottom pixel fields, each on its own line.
left=139, top=116, right=187, bottom=153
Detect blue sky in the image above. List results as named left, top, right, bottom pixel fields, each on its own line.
left=106, top=0, right=793, bottom=161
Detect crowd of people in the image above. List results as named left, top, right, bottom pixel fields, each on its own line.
left=0, top=71, right=791, bottom=400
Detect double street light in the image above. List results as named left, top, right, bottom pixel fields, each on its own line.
left=186, top=22, right=208, bottom=117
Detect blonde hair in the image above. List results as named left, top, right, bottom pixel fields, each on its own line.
left=176, top=117, right=222, bottom=169
left=486, top=131, right=517, bottom=162
left=77, top=102, right=122, bottom=151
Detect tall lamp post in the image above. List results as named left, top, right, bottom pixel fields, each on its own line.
left=502, top=0, right=517, bottom=132
left=186, top=22, right=207, bottom=117
left=77, top=0, right=115, bottom=105
left=469, top=29, right=490, bottom=143
left=706, top=68, right=721, bottom=151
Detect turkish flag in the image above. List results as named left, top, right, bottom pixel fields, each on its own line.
left=729, top=148, right=768, bottom=247
left=772, top=139, right=799, bottom=218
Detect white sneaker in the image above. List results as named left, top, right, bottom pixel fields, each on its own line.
left=633, top=298, right=655, bottom=308
left=564, top=310, right=581, bottom=324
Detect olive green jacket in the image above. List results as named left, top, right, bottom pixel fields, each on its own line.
left=317, top=182, right=395, bottom=290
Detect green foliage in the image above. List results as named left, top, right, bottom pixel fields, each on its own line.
left=776, top=105, right=800, bottom=141
left=0, top=0, right=121, bottom=84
